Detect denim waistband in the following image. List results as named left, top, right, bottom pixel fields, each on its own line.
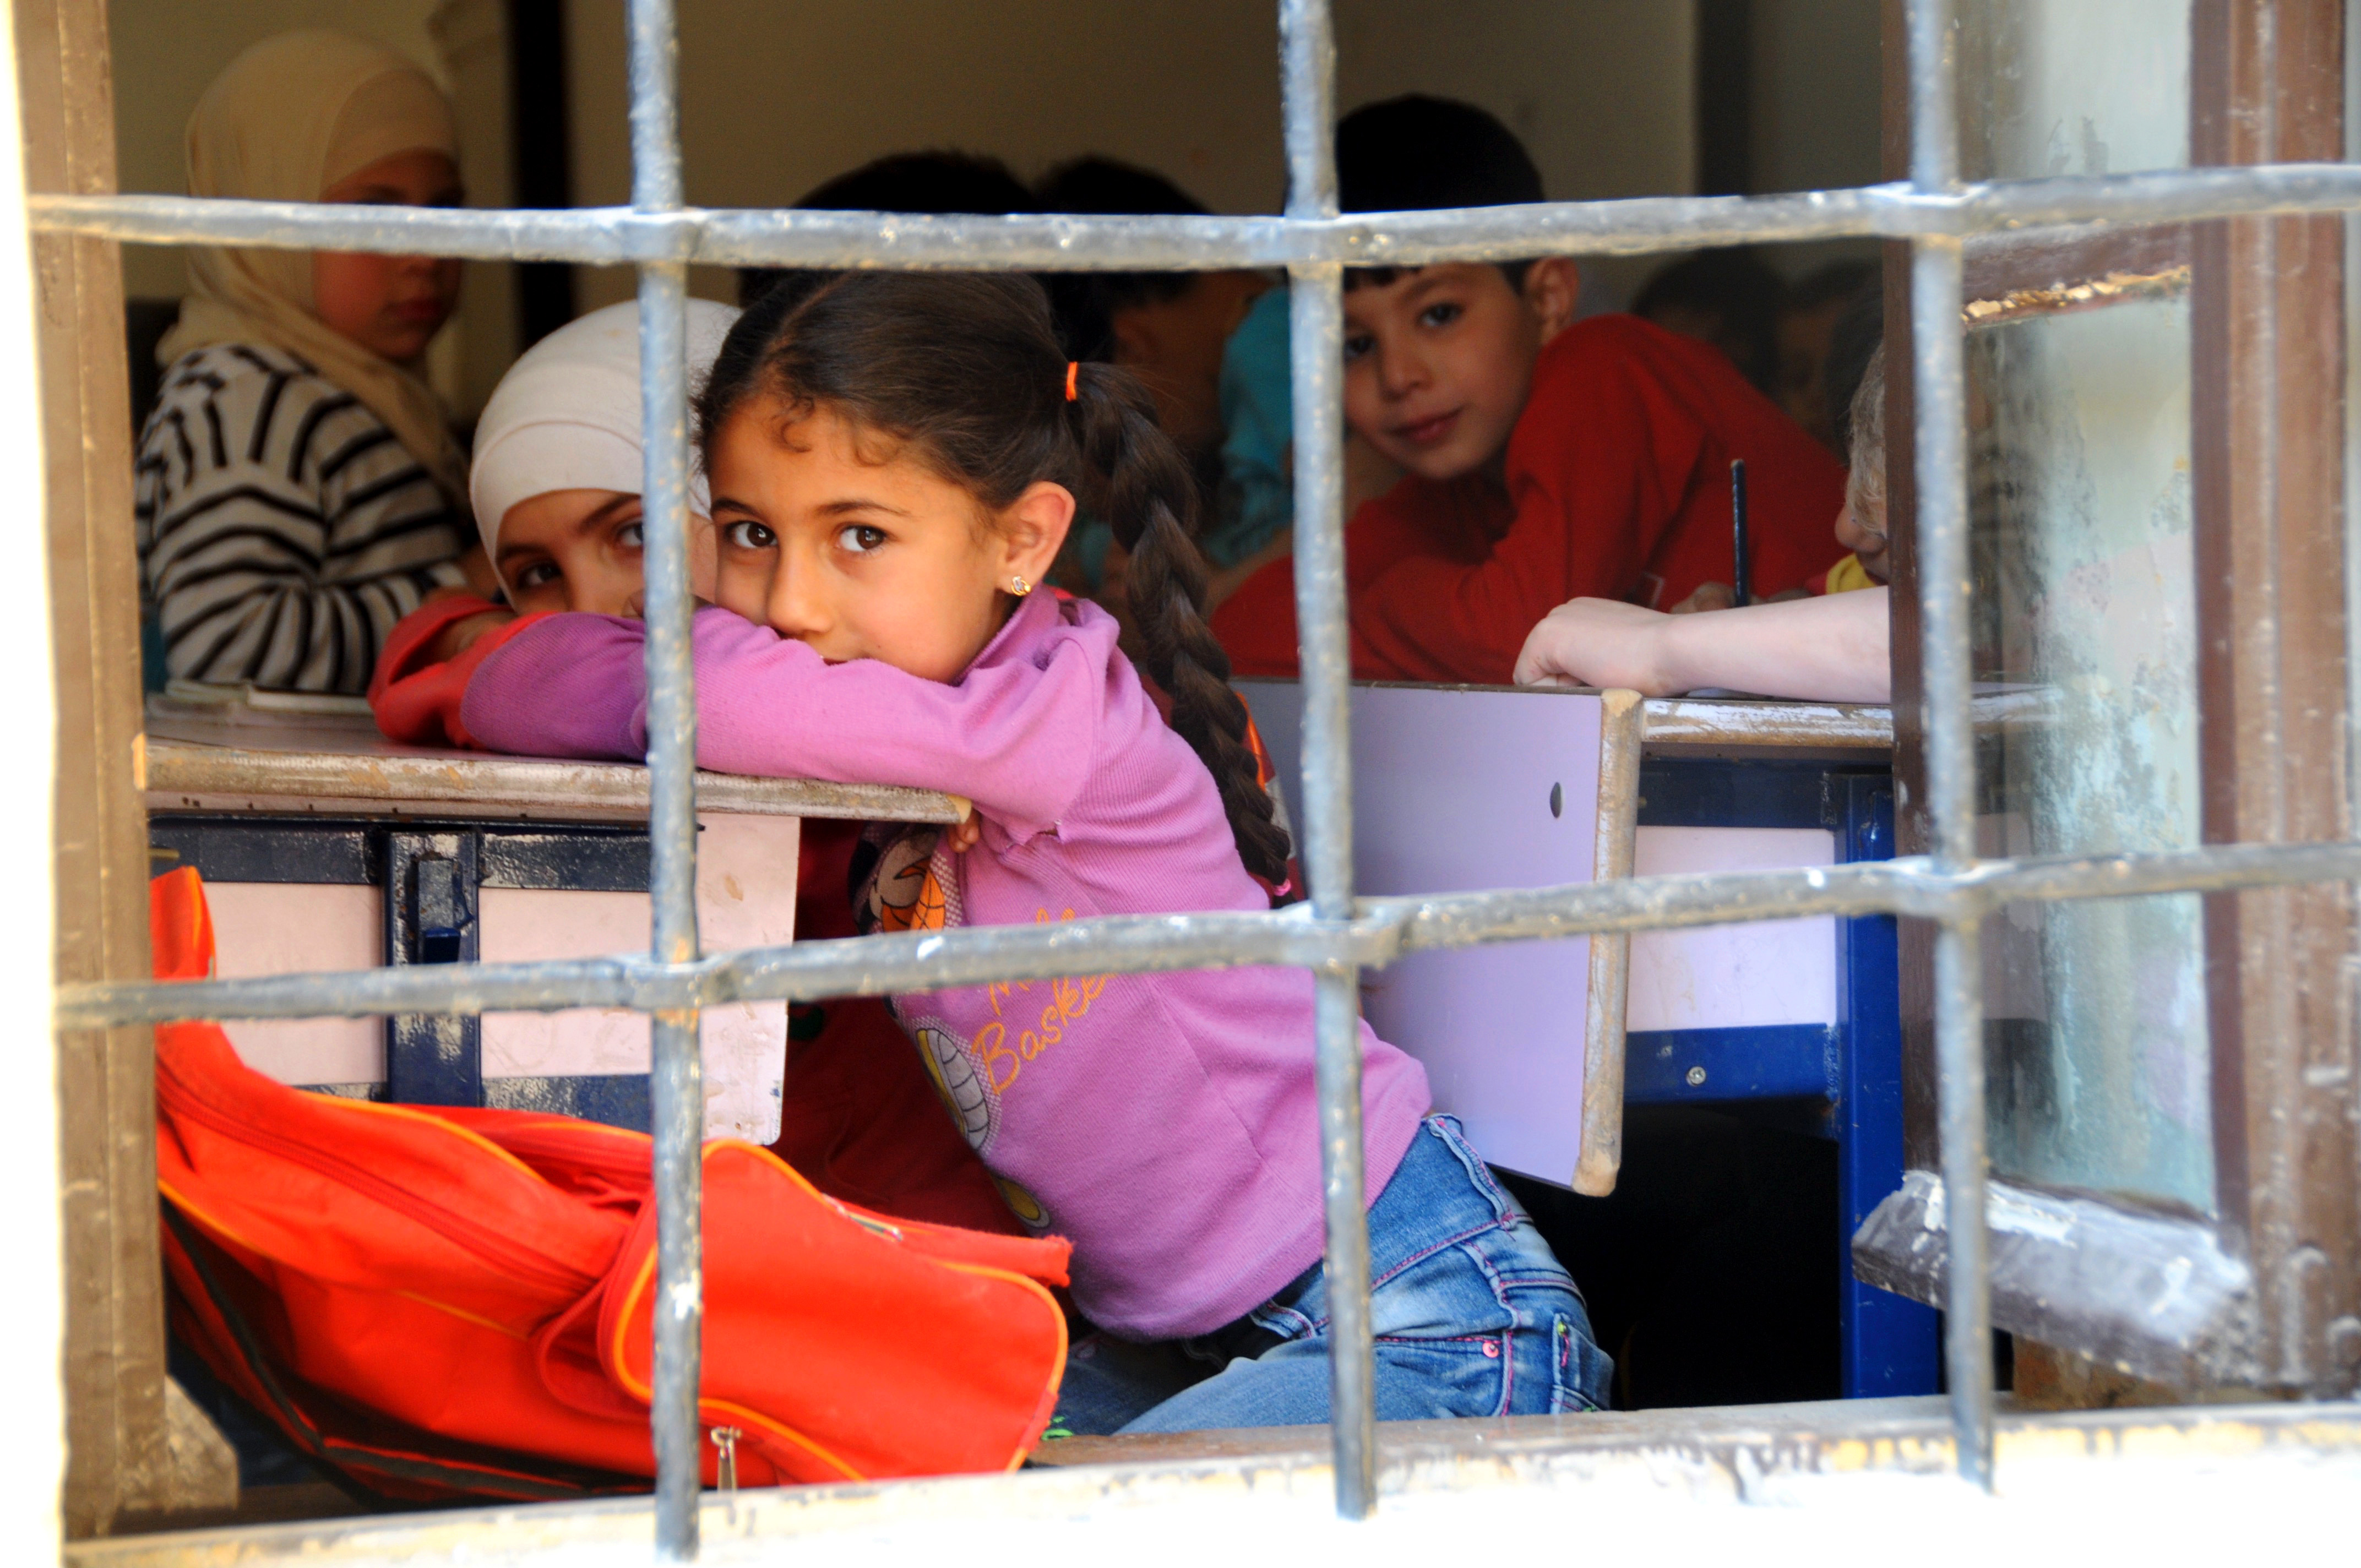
left=1203, top=1115, right=1524, bottom=1355
left=1359, top=1115, right=1523, bottom=1287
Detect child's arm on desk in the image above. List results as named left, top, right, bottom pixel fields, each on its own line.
left=368, top=594, right=547, bottom=747
left=1515, top=586, right=1890, bottom=703
left=460, top=606, right=1097, bottom=835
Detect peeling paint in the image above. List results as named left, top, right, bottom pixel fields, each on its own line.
left=1965, top=265, right=2191, bottom=328
left=1974, top=293, right=2215, bottom=1215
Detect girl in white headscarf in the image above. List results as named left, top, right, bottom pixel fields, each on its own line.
left=135, top=30, right=490, bottom=695
left=372, top=299, right=739, bottom=742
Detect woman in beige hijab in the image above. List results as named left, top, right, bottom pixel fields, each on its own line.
left=135, top=30, right=494, bottom=695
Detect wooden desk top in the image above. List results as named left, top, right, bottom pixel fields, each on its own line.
left=1639, top=687, right=2052, bottom=760
left=141, top=687, right=2050, bottom=820
left=1238, top=678, right=2048, bottom=765
left=1640, top=695, right=1890, bottom=755
left=142, top=705, right=965, bottom=825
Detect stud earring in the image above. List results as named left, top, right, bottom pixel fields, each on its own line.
left=1009, top=575, right=1032, bottom=597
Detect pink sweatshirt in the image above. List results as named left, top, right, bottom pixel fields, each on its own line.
left=459, top=593, right=1432, bottom=1340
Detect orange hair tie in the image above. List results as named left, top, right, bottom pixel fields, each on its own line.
left=1065, top=361, right=1080, bottom=402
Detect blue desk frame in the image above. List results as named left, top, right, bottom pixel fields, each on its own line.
left=1623, top=760, right=1939, bottom=1398
left=150, top=814, right=658, bottom=1130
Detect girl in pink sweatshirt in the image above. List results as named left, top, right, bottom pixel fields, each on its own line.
left=410, top=271, right=1608, bottom=1434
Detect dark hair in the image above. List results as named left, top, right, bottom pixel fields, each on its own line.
left=1630, top=248, right=1788, bottom=394
left=737, top=151, right=1038, bottom=310
left=699, top=271, right=1292, bottom=885
left=1337, top=95, right=1545, bottom=212
left=1823, top=285, right=1884, bottom=459
left=1335, top=96, right=1546, bottom=295
left=1787, top=258, right=1878, bottom=315
left=1036, top=156, right=1210, bottom=361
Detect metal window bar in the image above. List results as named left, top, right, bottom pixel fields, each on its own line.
left=1274, top=0, right=1379, bottom=1520
left=622, top=1, right=703, bottom=1554
left=30, top=0, right=2361, bottom=1549
left=41, top=165, right=2361, bottom=266
left=1904, top=0, right=1992, bottom=1491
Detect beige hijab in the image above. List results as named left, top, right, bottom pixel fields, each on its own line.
left=160, top=30, right=467, bottom=500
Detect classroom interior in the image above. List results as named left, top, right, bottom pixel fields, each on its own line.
left=106, top=0, right=1892, bottom=1427
left=110, top=0, right=1885, bottom=426
left=58, top=0, right=2347, bottom=1539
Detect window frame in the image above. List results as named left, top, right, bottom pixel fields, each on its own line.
left=1872, top=0, right=2361, bottom=1402
left=25, top=0, right=2361, bottom=1550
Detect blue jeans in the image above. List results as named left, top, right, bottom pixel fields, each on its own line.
left=1056, top=1117, right=1613, bottom=1435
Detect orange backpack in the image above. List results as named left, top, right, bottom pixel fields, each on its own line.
left=150, top=867, right=1071, bottom=1501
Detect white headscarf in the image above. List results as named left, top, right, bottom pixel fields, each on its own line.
left=469, top=299, right=740, bottom=554
left=161, top=31, right=467, bottom=500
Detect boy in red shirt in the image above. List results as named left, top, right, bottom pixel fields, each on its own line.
left=1211, top=96, right=1847, bottom=684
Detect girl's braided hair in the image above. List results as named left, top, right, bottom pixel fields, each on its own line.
left=697, top=270, right=1292, bottom=886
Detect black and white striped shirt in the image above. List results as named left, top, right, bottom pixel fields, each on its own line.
left=135, top=344, right=469, bottom=694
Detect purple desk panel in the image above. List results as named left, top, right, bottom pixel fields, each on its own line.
left=1239, top=681, right=1602, bottom=1185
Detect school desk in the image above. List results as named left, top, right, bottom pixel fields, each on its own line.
left=142, top=691, right=959, bottom=1141
left=146, top=684, right=1943, bottom=1395
left=1240, top=680, right=1942, bottom=1400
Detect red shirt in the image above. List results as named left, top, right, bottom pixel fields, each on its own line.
left=1211, top=313, right=1848, bottom=683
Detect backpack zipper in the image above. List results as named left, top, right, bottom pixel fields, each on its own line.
left=161, top=1064, right=602, bottom=1296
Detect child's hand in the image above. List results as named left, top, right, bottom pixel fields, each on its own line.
left=1667, top=580, right=1735, bottom=614
left=1514, top=598, right=1680, bottom=695
left=426, top=607, right=518, bottom=665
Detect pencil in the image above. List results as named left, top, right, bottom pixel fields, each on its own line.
left=1730, top=458, right=1751, bottom=608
